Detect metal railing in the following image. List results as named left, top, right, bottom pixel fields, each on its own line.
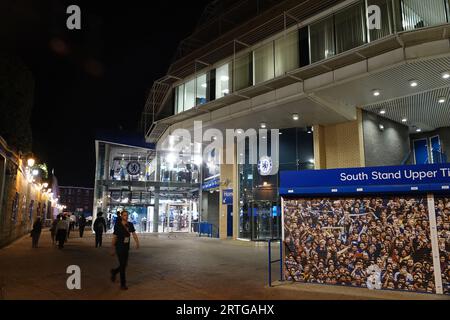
left=268, top=238, right=284, bottom=287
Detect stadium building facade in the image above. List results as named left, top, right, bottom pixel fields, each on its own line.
left=139, top=0, right=450, bottom=294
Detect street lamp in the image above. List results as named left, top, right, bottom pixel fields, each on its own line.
left=43, top=183, right=49, bottom=188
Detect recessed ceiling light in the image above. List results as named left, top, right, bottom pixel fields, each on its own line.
left=442, top=72, right=450, bottom=79
left=292, top=113, right=299, bottom=121
left=401, top=118, right=408, bottom=123
left=260, top=122, right=267, bottom=129
left=373, top=90, right=381, bottom=97
left=409, top=80, right=418, bottom=87
left=379, top=109, right=386, bottom=115
left=438, top=97, right=446, bottom=103
left=416, top=128, right=422, bottom=132
left=379, top=124, right=385, bottom=131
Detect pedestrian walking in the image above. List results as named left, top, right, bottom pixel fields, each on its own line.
left=110, top=210, right=140, bottom=290
left=93, top=212, right=107, bottom=248
left=30, top=217, right=42, bottom=248
left=50, top=215, right=59, bottom=245
left=79, top=214, right=86, bottom=238
left=55, top=216, right=69, bottom=249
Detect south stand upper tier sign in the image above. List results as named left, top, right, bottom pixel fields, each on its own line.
left=126, top=161, right=141, bottom=176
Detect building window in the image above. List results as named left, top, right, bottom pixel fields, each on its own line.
left=196, top=73, right=208, bottom=106
left=253, top=42, right=275, bottom=84
left=215, top=63, right=230, bottom=98
left=335, top=2, right=366, bottom=54
left=368, top=0, right=394, bottom=41
left=309, top=16, right=335, bottom=63
left=184, top=79, right=195, bottom=111
left=233, top=53, right=252, bottom=91
left=401, top=0, right=448, bottom=31
left=275, top=30, right=299, bottom=77
left=175, top=84, right=184, bottom=114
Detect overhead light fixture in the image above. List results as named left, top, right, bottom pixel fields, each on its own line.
left=401, top=118, right=408, bottom=123
left=292, top=113, right=299, bottom=121
left=236, top=129, right=243, bottom=134
left=27, top=158, right=35, bottom=167
left=32, top=169, right=39, bottom=176
left=379, top=109, right=386, bottom=115
left=307, top=126, right=312, bottom=134
left=373, top=90, right=381, bottom=97
left=416, top=128, right=422, bottom=133
left=379, top=124, right=385, bottom=131
left=442, top=72, right=450, bottom=79
left=409, top=80, right=418, bottom=87
left=260, top=122, right=267, bottom=129
left=438, top=97, right=446, bottom=104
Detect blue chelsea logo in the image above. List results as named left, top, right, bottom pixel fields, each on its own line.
left=258, top=156, right=273, bottom=176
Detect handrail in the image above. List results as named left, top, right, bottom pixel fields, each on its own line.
left=268, top=239, right=284, bottom=287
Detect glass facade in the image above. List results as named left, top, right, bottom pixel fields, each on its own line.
left=275, top=31, right=299, bottom=77
left=401, top=0, right=448, bottom=30
left=94, top=141, right=200, bottom=234
left=253, top=42, right=275, bottom=84
left=234, top=53, right=252, bottom=91
left=215, top=63, right=230, bottom=98
left=172, top=0, right=450, bottom=114
left=335, top=2, right=367, bottom=54
left=238, top=128, right=314, bottom=241
left=309, top=16, right=335, bottom=63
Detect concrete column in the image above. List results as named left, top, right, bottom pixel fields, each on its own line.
left=312, top=109, right=365, bottom=169
left=153, top=188, right=159, bottom=233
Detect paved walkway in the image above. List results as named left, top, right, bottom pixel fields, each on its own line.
left=0, top=230, right=448, bottom=300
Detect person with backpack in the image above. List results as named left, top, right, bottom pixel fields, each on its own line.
left=93, top=212, right=107, bottom=248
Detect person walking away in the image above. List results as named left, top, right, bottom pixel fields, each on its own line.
left=55, top=216, right=69, bottom=249
left=31, top=217, right=42, bottom=248
left=110, top=210, right=140, bottom=290
left=93, top=212, right=107, bottom=248
left=50, top=215, right=59, bottom=245
left=79, top=214, right=86, bottom=238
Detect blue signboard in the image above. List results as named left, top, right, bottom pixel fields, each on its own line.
left=202, top=177, right=220, bottom=190
left=280, top=163, right=450, bottom=195
left=222, top=189, right=233, bottom=205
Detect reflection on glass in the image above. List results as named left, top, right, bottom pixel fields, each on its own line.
left=196, top=73, right=207, bottom=106
left=215, top=63, right=230, bottom=98
left=401, top=0, right=448, bottom=31
left=275, top=31, right=299, bottom=77
left=234, top=53, right=252, bottom=91
left=184, top=79, right=195, bottom=111
left=309, top=16, right=335, bottom=63
left=175, top=84, right=184, bottom=114
left=368, top=0, right=394, bottom=41
left=335, top=2, right=366, bottom=54
left=254, top=42, right=275, bottom=84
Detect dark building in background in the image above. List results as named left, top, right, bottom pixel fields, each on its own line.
left=59, top=186, right=94, bottom=216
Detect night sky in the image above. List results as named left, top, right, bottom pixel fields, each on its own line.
left=1, top=0, right=210, bottom=187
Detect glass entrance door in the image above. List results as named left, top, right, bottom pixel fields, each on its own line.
left=250, top=200, right=281, bottom=241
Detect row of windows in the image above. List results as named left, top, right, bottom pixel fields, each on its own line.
left=174, top=0, right=450, bottom=115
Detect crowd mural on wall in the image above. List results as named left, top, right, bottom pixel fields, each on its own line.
left=283, top=196, right=449, bottom=294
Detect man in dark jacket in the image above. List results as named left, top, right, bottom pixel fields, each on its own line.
left=93, top=212, right=107, bottom=247
left=31, top=217, right=42, bottom=248
left=79, top=214, right=87, bottom=238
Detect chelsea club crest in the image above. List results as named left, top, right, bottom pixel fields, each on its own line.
left=258, top=156, right=273, bottom=176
